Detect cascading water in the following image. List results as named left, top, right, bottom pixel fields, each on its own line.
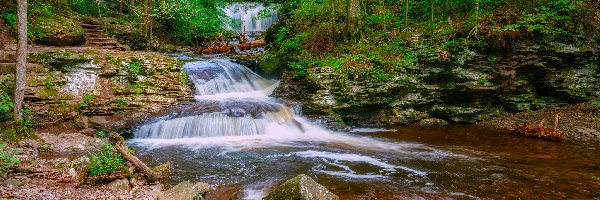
left=128, top=58, right=600, bottom=199
left=131, top=58, right=446, bottom=198
left=224, top=3, right=279, bottom=33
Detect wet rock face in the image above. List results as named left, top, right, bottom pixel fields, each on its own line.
left=263, top=174, right=339, bottom=200
left=274, top=42, right=599, bottom=126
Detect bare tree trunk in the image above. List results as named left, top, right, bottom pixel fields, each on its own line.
left=430, top=0, right=434, bottom=23
left=143, top=0, right=153, bottom=42
left=14, top=0, right=27, bottom=120
left=347, top=0, right=360, bottom=35
left=119, top=0, right=123, bottom=15
left=404, top=0, right=409, bottom=26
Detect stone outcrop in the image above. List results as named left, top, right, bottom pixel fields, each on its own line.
left=273, top=41, right=599, bottom=128
left=0, top=50, right=194, bottom=129
left=263, top=174, right=339, bottom=200
left=31, top=16, right=86, bottom=46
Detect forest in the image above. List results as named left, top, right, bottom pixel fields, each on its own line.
left=0, top=0, right=599, bottom=199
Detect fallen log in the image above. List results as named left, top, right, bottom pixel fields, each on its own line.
left=238, top=40, right=266, bottom=50
left=508, top=113, right=564, bottom=142
left=108, top=132, right=166, bottom=181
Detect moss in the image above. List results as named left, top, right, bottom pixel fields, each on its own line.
left=30, top=51, right=90, bottom=67
left=0, top=129, right=22, bottom=144
left=30, top=15, right=84, bottom=39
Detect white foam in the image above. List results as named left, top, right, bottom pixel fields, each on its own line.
left=195, top=82, right=279, bottom=100
left=350, top=128, right=398, bottom=133
left=294, top=150, right=428, bottom=176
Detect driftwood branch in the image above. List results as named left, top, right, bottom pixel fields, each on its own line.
left=108, top=132, right=165, bottom=181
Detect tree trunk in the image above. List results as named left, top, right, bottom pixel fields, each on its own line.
left=347, top=0, right=360, bottom=34
left=404, top=0, right=409, bottom=26
left=430, top=0, right=434, bottom=23
left=119, top=1, right=123, bottom=15
left=14, top=0, right=27, bottom=120
left=144, top=0, right=153, bottom=42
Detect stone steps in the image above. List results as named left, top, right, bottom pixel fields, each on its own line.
left=80, top=23, right=128, bottom=51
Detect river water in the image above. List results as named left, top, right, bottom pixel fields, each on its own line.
left=127, top=59, right=600, bottom=199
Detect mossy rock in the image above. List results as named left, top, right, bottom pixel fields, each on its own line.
left=31, top=15, right=85, bottom=46
left=263, top=174, right=339, bottom=200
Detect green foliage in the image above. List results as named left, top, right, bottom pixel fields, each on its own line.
left=87, top=144, right=125, bottom=177
left=116, top=97, right=127, bottom=107
left=79, top=94, right=94, bottom=109
left=154, top=0, right=229, bottom=44
left=0, top=12, right=17, bottom=29
left=68, top=0, right=115, bottom=17
left=44, top=72, right=58, bottom=89
left=0, top=144, right=20, bottom=175
left=0, top=95, right=13, bottom=122
left=0, top=77, right=14, bottom=122
left=96, top=130, right=106, bottom=138
left=592, top=94, right=600, bottom=107
left=495, top=1, right=579, bottom=36
left=179, top=71, right=188, bottom=85
left=128, top=61, right=142, bottom=76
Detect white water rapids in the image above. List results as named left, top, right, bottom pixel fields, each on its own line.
left=129, top=58, right=476, bottom=199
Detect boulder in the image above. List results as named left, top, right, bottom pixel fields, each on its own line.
left=263, top=174, right=339, bottom=200
left=31, top=16, right=86, bottom=46
left=107, top=178, right=131, bottom=190
left=159, top=181, right=210, bottom=200
left=35, top=34, right=86, bottom=46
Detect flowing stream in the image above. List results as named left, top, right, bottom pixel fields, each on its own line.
left=128, top=59, right=600, bottom=199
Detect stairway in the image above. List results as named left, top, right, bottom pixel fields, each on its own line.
left=81, top=23, right=129, bottom=51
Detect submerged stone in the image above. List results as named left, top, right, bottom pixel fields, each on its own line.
left=263, top=174, right=339, bottom=200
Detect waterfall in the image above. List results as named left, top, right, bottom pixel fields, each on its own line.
left=184, top=59, right=275, bottom=99
left=134, top=59, right=301, bottom=139
left=223, top=3, right=279, bottom=33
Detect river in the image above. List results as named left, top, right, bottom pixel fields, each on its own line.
left=126, top=58, right=600, bottom=199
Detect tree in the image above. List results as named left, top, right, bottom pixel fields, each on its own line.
left=404, top=0, right=409, bottom=26
left=347, top=0, right=361, bottom=34
left=14, top=0, right=26, bottom=120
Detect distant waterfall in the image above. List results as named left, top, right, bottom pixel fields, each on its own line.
left=224, top=3, right=279, bottom=32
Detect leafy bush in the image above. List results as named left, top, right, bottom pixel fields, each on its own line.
left=0, top=94, right=13, bottom=122
left=0, top=77, right=14, bottom=122
left=128, top=61, right=142, bottom=76
left=154, top=0, right=229, bottom=44
left=96, top=130, right=106, bottom=138
left=87, top=144, right=125, bottom=177
left=0, top=144, right=20, bottom=175
left=68, top=0, right=115, bottom=17
left=116, top=97, right=127, bottom=107
left=79, top=94, right=94, bottom=109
